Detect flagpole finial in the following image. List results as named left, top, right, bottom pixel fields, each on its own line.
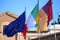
left=25, top=6, right=26, bottom=24
left=38, top=0, right=39, bottom=2
left=25, top=6, right=26, bottom=11
left=38, top=0, right=39, bottom=4
left=38, top=0, right=39, bottom=10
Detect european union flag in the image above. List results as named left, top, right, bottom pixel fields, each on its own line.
left=3, top=11, right=25, bottom=37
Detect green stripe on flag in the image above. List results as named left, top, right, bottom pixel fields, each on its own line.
left=31, top=3, right=38, bottom=20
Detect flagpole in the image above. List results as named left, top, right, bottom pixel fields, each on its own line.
left=38, top=25, right=40, bottom=40
left=25, top=6, right=26, bottom=40
left=52, top=0, right=57, bottom=40
left=54, top=20, right=57, bottom=40
left=13, top=16, right=18, bottom=40
left=15, top=33, right=18, bottom=40
left=37, top=0, right=40, bottom=40
left=52, top=7, right=57, bottom=40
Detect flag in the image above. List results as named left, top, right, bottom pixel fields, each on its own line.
left=36, top=10, right=48, bottom=32
left=22, top=24, right=27, bottom=39
left=42, top=0, right=53, bottom=24
left=36, top=0, right=53, bottom=32
left=26, top=3, right=38, bottom=30
left=3, top=11, right=26, bottom=37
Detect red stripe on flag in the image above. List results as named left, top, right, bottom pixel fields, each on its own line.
left=43, top=0, right=53, bottom=24
left=22, top=24, right=28, bottom=39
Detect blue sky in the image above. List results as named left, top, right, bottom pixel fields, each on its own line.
left=0, top=0, right=60, bottom=30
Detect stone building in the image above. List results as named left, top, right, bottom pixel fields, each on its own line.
left=0, top=11, right=18, bottom=40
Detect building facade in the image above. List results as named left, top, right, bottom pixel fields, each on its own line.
left=0, top=11, right=18, bottom=40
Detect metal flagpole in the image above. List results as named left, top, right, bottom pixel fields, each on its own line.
left=53, top=13, right=60, bottom=40
left=38, top=25, right=40, bottom=40
left=15, top=33, right=18, bottom=40
left=37, top=0, right=47, bottom=40
left=12, top=16, right=18, bottom=40
left=54, top=20, right=57, bottom=40
left=52, top=6, right=57, bottom=40
left=52, top=0, right=57, bottom=40
left=37, top=0, right=40, bottom=40
left=18, top=7, right=27, bottom=40
left=25, top=6, right=26, bottom=40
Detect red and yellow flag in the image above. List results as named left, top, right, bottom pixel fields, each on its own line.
left=36, top=0, right=53, bottom=32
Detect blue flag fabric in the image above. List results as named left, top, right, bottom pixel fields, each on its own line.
left=3, top=11, right=25, bottom=37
